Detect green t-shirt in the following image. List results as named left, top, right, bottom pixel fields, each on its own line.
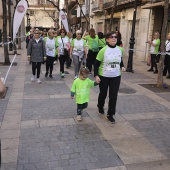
left=84, top=35, right=99, bottom=52
left=98, top=38, right=106, bottom=48
left=150, top=39, right=160, bottom=54
left=71, top=78, right=95, bottom=104
left=96, top=45, right=124, bottom=77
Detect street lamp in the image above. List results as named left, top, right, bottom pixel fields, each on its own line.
left=126, top=0, right=137, bottom=73
left=26, top=11, right=30, bottom=27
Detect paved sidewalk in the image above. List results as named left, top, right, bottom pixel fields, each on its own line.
left=0, top=46, right=170, bottom=170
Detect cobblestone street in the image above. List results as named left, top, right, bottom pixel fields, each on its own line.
left=1, top=45, right=170, bottom=170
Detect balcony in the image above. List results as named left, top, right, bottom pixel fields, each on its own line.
left=103, top=0, right=115, bottom=9
left=92, top=0, right=103, bottom=13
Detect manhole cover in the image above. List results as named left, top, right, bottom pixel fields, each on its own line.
left=119, top=88, right=136, bottom=94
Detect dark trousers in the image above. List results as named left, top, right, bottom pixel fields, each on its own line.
left=46, top=56, right=55, bottom=75
left=86, top=50, right=98, bottom=72
left=32, top=62, right=41, bottom=78
left=66, top=55, right=72, bottom=68
left=98, top=76, right=121, bottom=116
left=163, top=54, right=170, bottom=76
left=59, top=55, right=67, bottom=73
left=77, top=102, right=88, bottom=115
left=150, top=54, right=160, bottom=71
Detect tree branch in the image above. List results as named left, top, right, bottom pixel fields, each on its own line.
left=46, top=0, right=60, bottom=11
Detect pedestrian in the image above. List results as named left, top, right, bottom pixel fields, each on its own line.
left=115, top=30, right=123, bottom=47
left=0, top=29, right=2, bottom=47
left=44, top=29, right=57, bottom=79
left=147, top=31, right=160, bottom=74
left=70, top=30, right=87, bottom=79
left=71, top=67, right=99, bottom=121
left=53, top=30, right=59, bottom=65
left=82, top=29, right=99, bottom=74
left=56, top=28, right=70, bottom=78
left=66, top=31, right=72, bottom=68
left=26, top=29, right=34, bottom=48
left=27, top=29, right=46, bottom=83
left=98, top=32, right=106, bottom=50
left=94, top=31, right=126, bottom=123
left=163, top=33, right=170, bottom=78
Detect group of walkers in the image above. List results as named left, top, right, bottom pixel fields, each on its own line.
left=26, top=27, right=125, bottom=123
left=147, top=31, right=170, bottom=78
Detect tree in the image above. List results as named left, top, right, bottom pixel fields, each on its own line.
left=157, top=0, right=169, bottom=87
left=2, top=0, right=10, bottom=64
left=109, top=0, right=118, bottom=31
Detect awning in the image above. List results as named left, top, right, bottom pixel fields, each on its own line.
left=141, top=1, right=167, bottom=9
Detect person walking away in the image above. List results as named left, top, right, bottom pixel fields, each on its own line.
left=70, top=30, right=87, bottom=79
left=83, top=29, right=99, bottom=74
left=56, top=29, right=70, bottom=78
left=71, top=67, right=99, bottom=121
left=147, top=32, right=160, bottom=74
left=94, top=31, right=126, bottom=123
left=163, top=33, right=170, bottom=78
left=98, top=32, right=106, bottom=50
left=44, top=29, right=57, bottom=79
left=27, top=29, right=46, bottom=83
left=26, top=29, right=34, bottom=48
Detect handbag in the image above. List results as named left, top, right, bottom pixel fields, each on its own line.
left=61, top=37, right=69, bottom=56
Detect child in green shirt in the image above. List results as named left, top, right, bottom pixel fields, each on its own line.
left=71, top=67, right=99, bottom=121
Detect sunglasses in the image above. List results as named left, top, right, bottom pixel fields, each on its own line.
left=109, top=36, right=117, bottom=39
left=77, top=33, right=81, bottom=35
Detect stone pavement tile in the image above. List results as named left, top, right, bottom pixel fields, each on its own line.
left=92, top=166, right=127, bottom=170
left=1, top=138, right=19, bottom=150
left=40, top=118, right=76, bottom=127
left=1, top=163, right=17, bottom=170
left=121, top=112, right=170, bottom=121
left=24, top=82, right=69, bottom=95
left=49, top=94, right=69, bottom=99
left=1, top=120, right=20, bottom=129
left=121, top=72, right=152, bottom=80
left=157, top=92, right=170, bottom=102
left=21, top=120, right=39, bottom=129
left=18, top=125, right=123, bottom=169
left=0, top=99, right=8, bottom=122
left=2, top=148, right=18, bottom=163
left=22, top=98, right=76, bottom=121
left=116, top=95, right=170, bottom=114
left=0, top=129, right=20, bottom=139
left=129, top=118, right=170, bottom=158
left=109, top=137, right=165, bottom=165
left=95, top=121, right=142, bottom=140
left=126, top=160, right=170, bottom=170
left=23, top=95, right=50, bottom=99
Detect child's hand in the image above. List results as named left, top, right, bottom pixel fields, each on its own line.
left=95, top=76, right=101, bottom=84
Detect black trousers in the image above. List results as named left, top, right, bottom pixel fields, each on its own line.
left=66, top=55, right=72, bottom=68
left=150, top=54, right=160, bottom=71
left=77, top=102, right=88, bottom=115
left=163, top=54, right=170, bottom=76
left=86, top=50, right=98, bottom=72
left=98, top=76, right=121, bottom=116
left=59, top=55, right=67, bottom=73
left=46, top=56, right=55, bottom=75
left=32, top=62, right=41, bottom=78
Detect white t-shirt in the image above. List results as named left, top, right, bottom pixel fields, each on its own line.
left=57, top=36, right=70, bottom=55
left=46, top=37, right=56, bottom=57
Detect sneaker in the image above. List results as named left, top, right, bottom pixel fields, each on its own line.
left=98, top=108, right=104, bottom=114
left=45, top=72, right=48, bottom=77
left=31, top=75, right=36, bottom=82
left=74, top=75, right=78, bottom=80
left=61, top=73, right=65, bottom=78
left=49, top=75, right=53, bottom=79
left=107, top=115, right=115, bottom=124
left=36, top=78, right=41, bottom=84
left=77, top=115, right=82, bottom=121
left=53, top=61, right=57, bottom=65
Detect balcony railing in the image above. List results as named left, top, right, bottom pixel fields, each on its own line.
left=103, top=1, right=115, bottom=9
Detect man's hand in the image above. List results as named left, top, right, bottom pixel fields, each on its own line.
left=44, top=57, right=47, bottom=61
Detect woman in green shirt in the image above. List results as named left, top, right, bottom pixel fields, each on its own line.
left=98, top=32, right=106, bottom=50
left=83, top=29, right=99, bottom=74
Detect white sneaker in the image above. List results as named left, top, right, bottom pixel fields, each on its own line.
left=74, top=75, right=78, bottom=80
left=31, top=75, right=36, bottom=82
left=77, top=115, right=82, bottom=121
left=36, top=78, right=41, bottom=84
left=53, top=61, right=57, bottom=65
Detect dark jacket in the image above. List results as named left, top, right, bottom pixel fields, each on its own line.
left=27, top=38, right=46, bottom=62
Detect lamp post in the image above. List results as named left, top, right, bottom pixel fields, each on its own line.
left=126, top=0, right=137, bottom=73
left=26, top=12, right=30, bottom=27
